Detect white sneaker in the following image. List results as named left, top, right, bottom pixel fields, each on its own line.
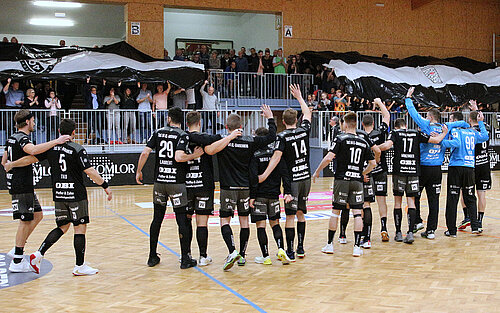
left=254, top=256, right=272, bottom=265
left=9, top=258, right=31, bottom=273
left=72, top=263, right=99, bottom=276
left=7, top=247, right=16, bottom=258
left=353, top=245, right=363, bottom=257
left=361, top=240, right=372, bottom=249
left=198, top=256, right=213, bottom=266
left=321, top=243, right=334, bottom=254
left=338, top=237, right=348, bottom=244
left=29, top=251, right=43, bottom=274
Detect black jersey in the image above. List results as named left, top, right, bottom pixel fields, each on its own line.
left=249, top=145, right=292, bottom=199
left=5, top=131, right=33, bottom=194
left=474, top=124, right=490, bottom=168
left=37, top=142, right=92, bottom=202
left=369, top=122, right=389, bottom=174
left=330, top=133, right=374, bottom=182
left=186, top=132, right=222, bottom=191
left=217, top=118, right=276, bottom=189
left=146, top=126, right=189, bottom=184
left=276, top=119, right=311, bottom=182
left=388, top=129, right=430, bottom=176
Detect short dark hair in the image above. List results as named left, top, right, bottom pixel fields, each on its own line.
left=283, top=108, right=298, bottom=126
left=394, top=118, right=407, bottom=128
left=428, top=108, right=440, bottom=122
left=451, top=111, right=464, bottom=121
left=226, top=113, right=241, bottom=131
left=14, top=109, right=32, bottom=128
left=168, top=107, right=183, bottom=124
left=59, top=118, right=76, bottom=135
left=469, top=111, right=479, bottom=122
left=255, top=127, right=268, bottom=136
left=344, top=112, right=357, bottom=127
left=186, top=111, right=201, bottom=126
left=362, top=115, right=374, bottom=127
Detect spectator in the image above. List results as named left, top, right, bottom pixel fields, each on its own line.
left=200, top=80, right=219, bottom=133
left=163, top=49, right=171, bottom=61
left=220, top=51, right=231, bottom=70
left=118, top=85, right=138, bottom=144
left=171, top=86, right=187, bottom=109
left=224, top=61, right=237, bottom=97
left=83, top=77, right=105, bottom=144
left=256, top=50, right=264, bottom=75
left=228, top=49, right=236, bottom=63
left=248, top=48, right=259, bottom=72
left=235, top=50, right=249, bottom=72
left=24, top=89, right=39, bottom=108
left=192, top=53, right=201, bottom=64
left=288, top=56, right=300, bottom=74
left=240, top=47, right=247, bottom=58
left=173, top=49, right=185, bottom=61
left=262, top=49, right=274, bottom=73
left=3, top=78, right=24, bottom=108
left=208, top=51, right=221, bottom=69
left=272, top=49, right=278, bottom=57
left=306, top=94, right=318, bottom=109
left=136, top=82, right=153, bottom=143
left=59, top=40, right=66, bottom=47
left=2, top=37, right=8, bottom=42
left=199, top=45, right=210, bottom=68
left=272, top=48, right=287, bottom=74
left=10, top=37, right=18, bottom=43
left=104, top=87, right=122, bottom=144
left=319, top=92, right=332, bottom=111
left=186, top=88, right=196, bottom=110
left=44, top=89, right=61, bottom=140
left=333, top=89, right=347, bottom=111
left=153, top=82, right=171, bottom=128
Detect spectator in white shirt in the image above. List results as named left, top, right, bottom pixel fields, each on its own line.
left=44, top=90, right=61, bottom=140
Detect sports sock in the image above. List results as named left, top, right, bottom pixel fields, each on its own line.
left=285, top=227, right=295, bottom=253
left=381, top=217, right=387, bottom=232
left=239, top=228, right=250, bottom=258
left=257, top=228, right=269, bottom=257
left=74, top=234, right=85, bottom=266
left=272, top=224, right=284, bottom=249
left=463, top=207, right=469, bottom=219
left=149, top=204, right=166, bottom=256
left=186, top=217, right=193, bottom=255
left=478, top=212, right=484, bottom=224
left=394, top=208, right=402, bottom=233
left=328, top=229, right=336, bottom=244
left=362, top=207, right=372, bottom=240
left=340, top=209, right=349, bottom=237
left=408, top=208, right=416, bottom=234
left=175, top=211, right=191, bottom=258
left=14, top=246, right=24, bottom=264
left=297, top=221, right=306, bottom=249
left=196, top=226, right=208, bottom=258
left=221, top=224, right=235, bottom=253
left=39, top=227, right=64, bottom=255
left=354, top=231, right=362, bottom=247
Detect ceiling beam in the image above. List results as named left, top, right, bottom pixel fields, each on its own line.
left=411, top=0, right=436, bottom=10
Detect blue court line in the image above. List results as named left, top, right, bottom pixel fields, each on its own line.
left=106, top=207, right=267, bottom=313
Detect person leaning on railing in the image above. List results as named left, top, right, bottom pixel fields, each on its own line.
left=83, top=77, right=106, bottom=144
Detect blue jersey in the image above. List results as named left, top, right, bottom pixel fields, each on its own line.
left=405, top=98, right=469, bottom=166
left=441, top=121, right=489, bottom=168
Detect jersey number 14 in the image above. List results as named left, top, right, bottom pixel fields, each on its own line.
left=291, top=140, right=307, bottom=158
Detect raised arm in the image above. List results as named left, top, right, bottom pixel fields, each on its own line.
left=312, top=151, right=335, bottom=183
left=405, top=87, right=431, bottom=134
left=258, top=150, right=283, bottom=183
left=204, top=129, right=242, bottom=155
left=374, top=98, right=390, bottom=126
left=289, top=84, right=311, bottom=122
left=253, top=105, right=277, bottom=148
left=476, top=112, right=489, bottom=143
left=3, top=78, right=11, bottom=93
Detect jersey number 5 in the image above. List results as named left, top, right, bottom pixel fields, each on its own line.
left=159, top=140, right=174, bottom=158
left=291, top=139, right=307, bottom=158
left=59, top=154, right=67, bottom=172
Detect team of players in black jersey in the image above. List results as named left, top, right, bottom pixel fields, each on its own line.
left=2, top=85, right=492, bottom=274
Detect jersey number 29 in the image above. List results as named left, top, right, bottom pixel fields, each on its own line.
left=159, top=140, right=174, bottom=158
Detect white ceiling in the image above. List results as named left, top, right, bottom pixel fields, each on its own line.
left=0, top=0, right=125, bottom=38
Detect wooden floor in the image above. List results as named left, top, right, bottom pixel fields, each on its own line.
left=1, top=173, right=500, bottom=312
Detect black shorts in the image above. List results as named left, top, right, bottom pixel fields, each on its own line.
left=12, top=193, right=42, bottom=221
left=285, top=178, right=311, bottom=215
left=447, top=166, right=476, bottom=195
left=475, top=165, right=491, bottom=191
left=220, top=189, right=250, bottom=218
left=251, top=198, right=281, bottom=223
left=372, top=171, right=388, bottom=196
left=393, top=175, right=419, bottom=197
left=54, top=200, right=89, bottom=227
left=153, top=183, right=188, bottom=213
left=419, top=165, right=442, bottom=196
left=363, top=176, right=375, bottom=203
left=187, top=189, right=214, bottom=215
left=332, top=179, right=364, bottom=210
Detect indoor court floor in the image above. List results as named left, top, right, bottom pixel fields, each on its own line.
left=1, top=172, right=499, bottom=312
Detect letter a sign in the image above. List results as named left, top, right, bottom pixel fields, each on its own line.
left=284, top=25, right=293, bottom=38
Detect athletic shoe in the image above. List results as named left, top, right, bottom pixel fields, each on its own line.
left=321, top=243, right=334, bottom=254
left=403, top=232, right=414, bottom=244
left=223, top=250, right=241, bottom=271
left=338, top=237, right=348, bottom=244
left=394, top=232, right=403, bottom=242
left=73, top=263, right=99, bottom=276
left=413, top=223, right=424, bottom=233
left=296, top=247, right=305, bottom=258
left=9, top=258, right=31, bottom=273
left=198, top=256, right=213, bottom=267
left=29, top=251, right=43, bottom=274
left=237, top=257, right=246, bottom=266
left=444, top=230, right=457, bottom=238
left=478, top=228, right=483, bottom=234
left=458, top=218, right=470, bottom=230
left=277, top=248, right=291, bottom=264
left=147, top=253, right=161, bottom=267
left=381, top=231, right=389, bottom=242
left=352, top=245, right=363, bottom=257
left=471, top=229, right=482, bottom=236
left=361, top=240, right=371, bottom=249
left=254, top=256, right=272, bottom=265
left=180, top=256, right=197, bottom=269
left=421, top=230, right=435, bottom=239
left=7, top=247, right=16, bottom=258
left=286, top=250, right=296, bottom=262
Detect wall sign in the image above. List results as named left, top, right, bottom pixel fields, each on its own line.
left=284, top=25, right=293, bottom=38
left=131, top=22, right=140, bottom=35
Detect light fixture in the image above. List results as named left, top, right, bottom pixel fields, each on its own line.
left=375, top=3, right=385, bottom=7
left=33, top=1, right=82, bottom=8
left=54, top=12, right=66, bottom=17
left=29, top=18, right=75, bottom=26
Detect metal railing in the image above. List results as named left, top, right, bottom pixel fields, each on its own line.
left=209, top=71, right=314, bottom=108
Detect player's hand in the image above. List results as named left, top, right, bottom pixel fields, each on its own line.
left=477, top=111, right=484, bottom=122
left=312, top=170, right=320, bottom=183
left=258, top=174, right=266, bottom=183
left=284, top=194, right=293, bottom=204
left=440, top=124, right=448, bottom=135
left=136, top=171, right=143, bottom=184
left=406, top=87, right=414, bottom=98
left=229, top=128, right=243, bottom=139
left=289, top=84, right=302, bottom=100
left=430, top=131, right=439, bottom=137
left=104, top=188, right=113, bottom=201
left=260, top=104, right=273, bottom=119
left=249, top=199, right=255, bottom=208
left=469, top=99, right=478, bottom=111
left=193, top=146, right=204, bottom=158
left=4, top=161, right=13, bottom=173
left=56, top=135, right=71, bottom=144
left=363, top=174, right=369, bottom=183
